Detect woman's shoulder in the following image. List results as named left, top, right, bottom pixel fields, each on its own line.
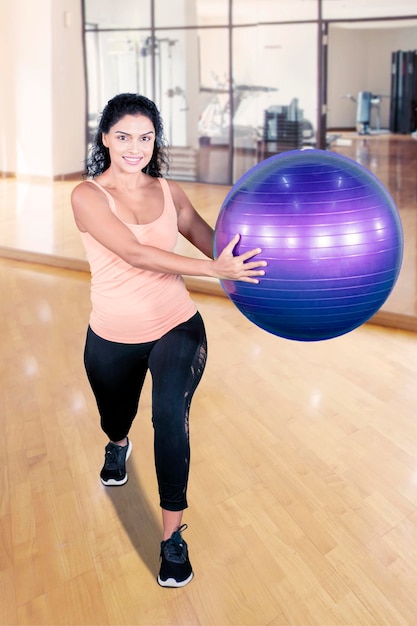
left=163, top=179, right=196, bottom=219
left=71, top=178, right=111, bottom=209
left=164, top=178, right=187, bottom=201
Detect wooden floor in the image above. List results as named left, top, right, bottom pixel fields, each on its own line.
left=2, top=134, right=417, bottom=625
left=2, top=257, right=417, bottom=625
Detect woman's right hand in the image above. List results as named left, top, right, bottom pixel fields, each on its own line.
left=212, top=234, right=267, bottom=283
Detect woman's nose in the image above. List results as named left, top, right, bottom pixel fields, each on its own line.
left=128, top=140, right=141, bottom=153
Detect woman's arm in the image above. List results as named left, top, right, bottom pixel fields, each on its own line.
left=71, top=182, right=266, bottom=283
left=168, top=180, right=216, bottom=259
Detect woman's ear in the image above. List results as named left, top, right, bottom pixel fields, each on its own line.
left=102, top=133, right=109, bottom=148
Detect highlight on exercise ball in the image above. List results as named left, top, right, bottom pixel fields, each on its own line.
left=213, top=149, right=404, bottom=342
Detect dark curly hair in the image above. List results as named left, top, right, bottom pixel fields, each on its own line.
left=86, top=93, right=170, bottom=178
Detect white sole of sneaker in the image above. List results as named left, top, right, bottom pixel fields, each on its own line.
left=157, top=571, right=194, bottom=588
left=100, top=475, right=128, bottom=486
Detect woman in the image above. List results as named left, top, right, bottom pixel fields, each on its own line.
left=71, top=93, right=266, bottom=587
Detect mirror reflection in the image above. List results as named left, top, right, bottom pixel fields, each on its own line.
left=1, top=0, right=416, bottom=330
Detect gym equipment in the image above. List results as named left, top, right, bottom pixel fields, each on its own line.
left=342, top=92, right=387, bottom=134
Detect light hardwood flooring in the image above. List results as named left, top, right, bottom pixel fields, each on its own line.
left=1, top=257, right=417, bottom=625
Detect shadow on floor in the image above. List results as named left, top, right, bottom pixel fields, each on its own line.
left=104, top=460, right=162, bottom=578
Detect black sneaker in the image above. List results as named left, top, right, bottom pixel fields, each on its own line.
left=100, top=438, right=132, bottom=486
left=157, top=524, right=194, bottom=588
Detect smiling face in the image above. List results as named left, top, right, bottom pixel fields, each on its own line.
left=102, top=114, right=156, bottom=173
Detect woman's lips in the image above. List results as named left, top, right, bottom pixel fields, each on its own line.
left=124, top=156, right=142, bottom=165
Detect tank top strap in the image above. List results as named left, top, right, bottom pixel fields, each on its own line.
left=157, top=177, right=177, bottom=216
left=85, top=179, right=118, bottom=215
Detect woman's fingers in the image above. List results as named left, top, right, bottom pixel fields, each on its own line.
left=222, top=234, right=264, bottom=263
left=238, top=247, right=264, bottom=263
left=220, top=233, right=240, bottom=255
left=215, top=234, right=267, bottom=282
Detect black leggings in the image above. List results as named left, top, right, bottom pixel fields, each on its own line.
left=84, top=312, right=207, bottom=511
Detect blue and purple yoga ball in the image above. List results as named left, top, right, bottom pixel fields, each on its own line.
left=213, top=149, right=403, bottom=341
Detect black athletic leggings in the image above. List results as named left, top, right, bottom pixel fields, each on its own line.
left=84, top=312, right=207, bottom=511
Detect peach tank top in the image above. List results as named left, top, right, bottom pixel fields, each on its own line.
left=80, top=178, right=197, bottom=343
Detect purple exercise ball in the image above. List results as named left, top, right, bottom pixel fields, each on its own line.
left=213, top=149, right=403, bottom=341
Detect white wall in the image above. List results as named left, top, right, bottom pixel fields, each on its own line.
left=14, top=0, right=54, bottom=177
left=52, top=0, right=87, bottom=175
left=0, top=0, right=16, bottom=175
left=0, top=0, right=86, bottom=178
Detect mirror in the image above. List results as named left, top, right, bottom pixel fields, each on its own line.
left=1, top=1, right=416, bottom=333
left=326, top=19, right=417, bottom=323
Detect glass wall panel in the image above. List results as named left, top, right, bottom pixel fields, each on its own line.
left=326, top=20, right=417, bottom=134
left=153, top=29, right=199, bottom=147
left=196, top=0, right=229, bottom=26
left=84, top=0, right=151, bottom=29
left=152, top=27, right=230, bottom=183
left=155, top=0, right=196, bottom=28
left=155, top=0, right=229, bottom=27
left=233, top=0, right=318, bottom=24
left=196, top=28, right=231, bottom=183
left=232, top=23, right=318, bottom=182
left=323, top=0, right=417, bottom=20
left=83, top=1, right=319, bottom=184
left=85, top=30, right=152, bottom=142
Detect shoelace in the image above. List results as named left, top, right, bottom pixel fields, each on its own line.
left=162, top=524, right=188, bottom=563
left=104, top=444, right=123, bottom=470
